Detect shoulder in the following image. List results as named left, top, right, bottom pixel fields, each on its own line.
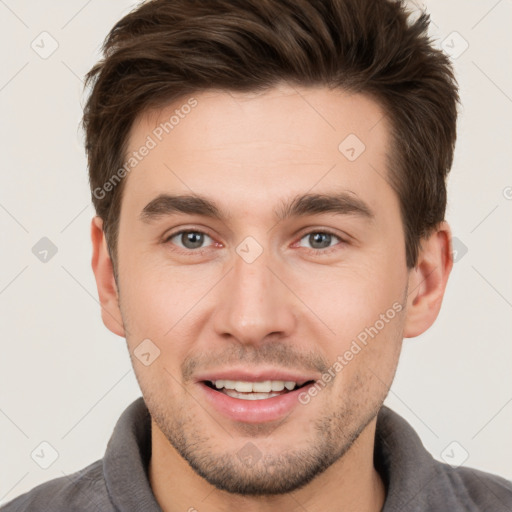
left=434, top=460, right=512, bottom=510
left=0, top=459, right=115, bottom=512
left=376, top=406, right=512, bottom=511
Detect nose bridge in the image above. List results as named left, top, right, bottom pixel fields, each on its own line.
left=212, top=241, right=296, bottom=344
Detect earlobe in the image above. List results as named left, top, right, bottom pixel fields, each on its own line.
left=403, top=221, right=453, bottom=338
left=90, top=216, right=126, bottom=338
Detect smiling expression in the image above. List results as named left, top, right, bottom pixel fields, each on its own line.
left=103, top=83, right=412, bottom=494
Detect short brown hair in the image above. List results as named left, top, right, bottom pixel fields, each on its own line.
left=83, top=0, right=459, bottom=273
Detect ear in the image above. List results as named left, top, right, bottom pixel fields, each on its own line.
left=403, top=220, right=453, bottom=338
left=90, top=216, right=126, bottom=337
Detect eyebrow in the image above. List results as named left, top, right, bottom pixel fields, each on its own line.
left=139, top=191, right=375, bottom=224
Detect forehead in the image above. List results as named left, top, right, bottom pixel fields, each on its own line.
left=121, top=84, right=395, bottom=224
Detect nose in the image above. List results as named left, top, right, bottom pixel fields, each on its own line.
left=211, top=243, right=297, bottom=346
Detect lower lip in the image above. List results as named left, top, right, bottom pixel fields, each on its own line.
left=198, top=382, right=314, bottom=423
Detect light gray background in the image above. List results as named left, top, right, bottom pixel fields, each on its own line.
left=1, top=0, right=511, bottom=504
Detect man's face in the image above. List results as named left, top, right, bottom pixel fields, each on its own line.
left=115, top=84, right=409, bottom=494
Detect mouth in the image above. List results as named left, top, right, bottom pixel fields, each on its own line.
left=197, top=377, right=317, bottom=423
left=202, top=379, right=315, bottom=400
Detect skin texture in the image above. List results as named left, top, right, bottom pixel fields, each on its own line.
left=91, top=83, right=453, bottom=512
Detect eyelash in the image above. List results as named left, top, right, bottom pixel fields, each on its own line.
left=162, top=228, right=348, bottom=257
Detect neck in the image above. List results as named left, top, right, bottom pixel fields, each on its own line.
left=149, top=417, right=386, bottom=512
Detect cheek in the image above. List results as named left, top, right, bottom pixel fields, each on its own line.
left=118, top=256, right=219, bottom=358
left=293, top=257, right=402, bottom=331
left=119, top=247, right=196, bottom=317
left=288, top=251, right=407, bottom=377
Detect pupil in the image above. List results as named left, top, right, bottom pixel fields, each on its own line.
left=310, top=233, right=331, bottom=249
left=183, top=232, right=203, bottom=249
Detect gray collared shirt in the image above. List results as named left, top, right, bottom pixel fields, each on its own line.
left=2, top=397, right=512, bottom=511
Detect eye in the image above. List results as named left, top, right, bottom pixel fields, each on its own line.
left=297, top=231, right=344, bottom=251
left=163, top=228, right=346, bottom=256
left=165, top=230, right=214, bottom=250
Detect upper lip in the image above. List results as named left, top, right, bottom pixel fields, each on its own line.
left=194, top=367, right=319, bottom=387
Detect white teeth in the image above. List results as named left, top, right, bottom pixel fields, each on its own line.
left=223, top=389, right=282, bottom=400
left=212, top=379, right=298, bottom=393
left=252, top=380, right=272, bottom=392
left=223, top=380, right=236, bottom=390
left=234, top=381, right=253, bottom=392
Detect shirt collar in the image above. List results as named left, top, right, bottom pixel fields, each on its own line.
left=375, top=405, right=438, bottom=511
left=103, top=397, right=162, bottom=511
